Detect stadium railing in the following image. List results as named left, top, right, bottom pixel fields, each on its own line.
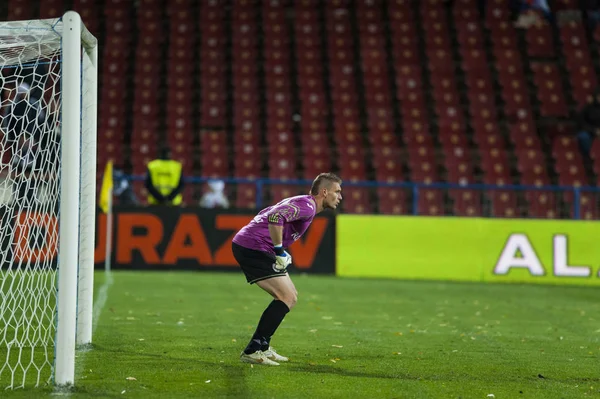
left=128, top=175, right=600, bottom=220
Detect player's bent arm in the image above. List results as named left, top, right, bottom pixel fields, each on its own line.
left=268, top=223, right=292, bottom=268
left=268, top=223, right=284, bottom=247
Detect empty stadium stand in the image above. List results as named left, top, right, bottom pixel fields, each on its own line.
left=2, top=0, right=599, bottom=218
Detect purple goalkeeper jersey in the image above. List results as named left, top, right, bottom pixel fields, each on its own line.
left=233, top=195, right=317, bottom=254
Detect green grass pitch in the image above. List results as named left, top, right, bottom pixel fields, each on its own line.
left=4, top=270, right=600, bottom=398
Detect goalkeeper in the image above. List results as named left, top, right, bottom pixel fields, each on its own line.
left=232, top=172, right=342, bottom=365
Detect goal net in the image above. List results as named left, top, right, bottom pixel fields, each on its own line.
left=0, top=13, right=97, bottom=389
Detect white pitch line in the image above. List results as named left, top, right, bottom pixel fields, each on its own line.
left=91, top=271, right=113, bottom=333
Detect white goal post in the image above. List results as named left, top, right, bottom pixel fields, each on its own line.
left=0, top=11, right=98, bottom=388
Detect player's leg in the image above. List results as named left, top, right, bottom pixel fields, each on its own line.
left=256, top=273, right=297, bottom=309
left=254, top=275, right=296, bottom=362
left=232, top=242, right=288, bottom=365
left=242, top=274, right=296, bottom=358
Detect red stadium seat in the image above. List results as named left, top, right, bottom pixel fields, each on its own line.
left=417, top=188, right=445, bottom=217
left=74, top=0, right=600, bottom=218
left=377, top=187, right=409, bottom=215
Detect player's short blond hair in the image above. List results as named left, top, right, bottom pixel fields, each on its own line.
left=310, top=173, right=342, bottom=195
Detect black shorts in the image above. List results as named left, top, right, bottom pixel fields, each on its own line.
left=232, top=242, right=288, bottom=284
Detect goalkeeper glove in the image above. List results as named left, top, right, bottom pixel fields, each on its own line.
left=274, top=245, right=292, bottom=271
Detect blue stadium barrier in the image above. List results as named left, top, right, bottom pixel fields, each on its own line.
left=128, top=175, right=600, bottom=220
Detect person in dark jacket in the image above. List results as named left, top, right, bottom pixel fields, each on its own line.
left=577, top=91, right=600, bottom=157
left=113, top=168, right=139, bottom=206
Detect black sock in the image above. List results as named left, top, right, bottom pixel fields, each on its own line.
left=244, top=300, right=290, bottom=354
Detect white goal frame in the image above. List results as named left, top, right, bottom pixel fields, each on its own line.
left=0, top=11, right=98, bottom=388
left=57, top=11, right=98, bottom=386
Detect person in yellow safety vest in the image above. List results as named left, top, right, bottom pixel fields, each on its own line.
left=144, top=147, right=184, bottom=206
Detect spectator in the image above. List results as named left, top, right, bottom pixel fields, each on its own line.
left=1, top=81, right=46, bottom=145
left=113, top=167, right=139, bottom=206
left=12, top=133, right=38, bottom=174
left=199, top=179, right=230, bottom=209
left=144, top=147, right=184, bottom=206
left=0, top=81, right=46, bottom=208
left=514, top=0, right=552, bottom=29
left=576, top=90, right=600, bottom=157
